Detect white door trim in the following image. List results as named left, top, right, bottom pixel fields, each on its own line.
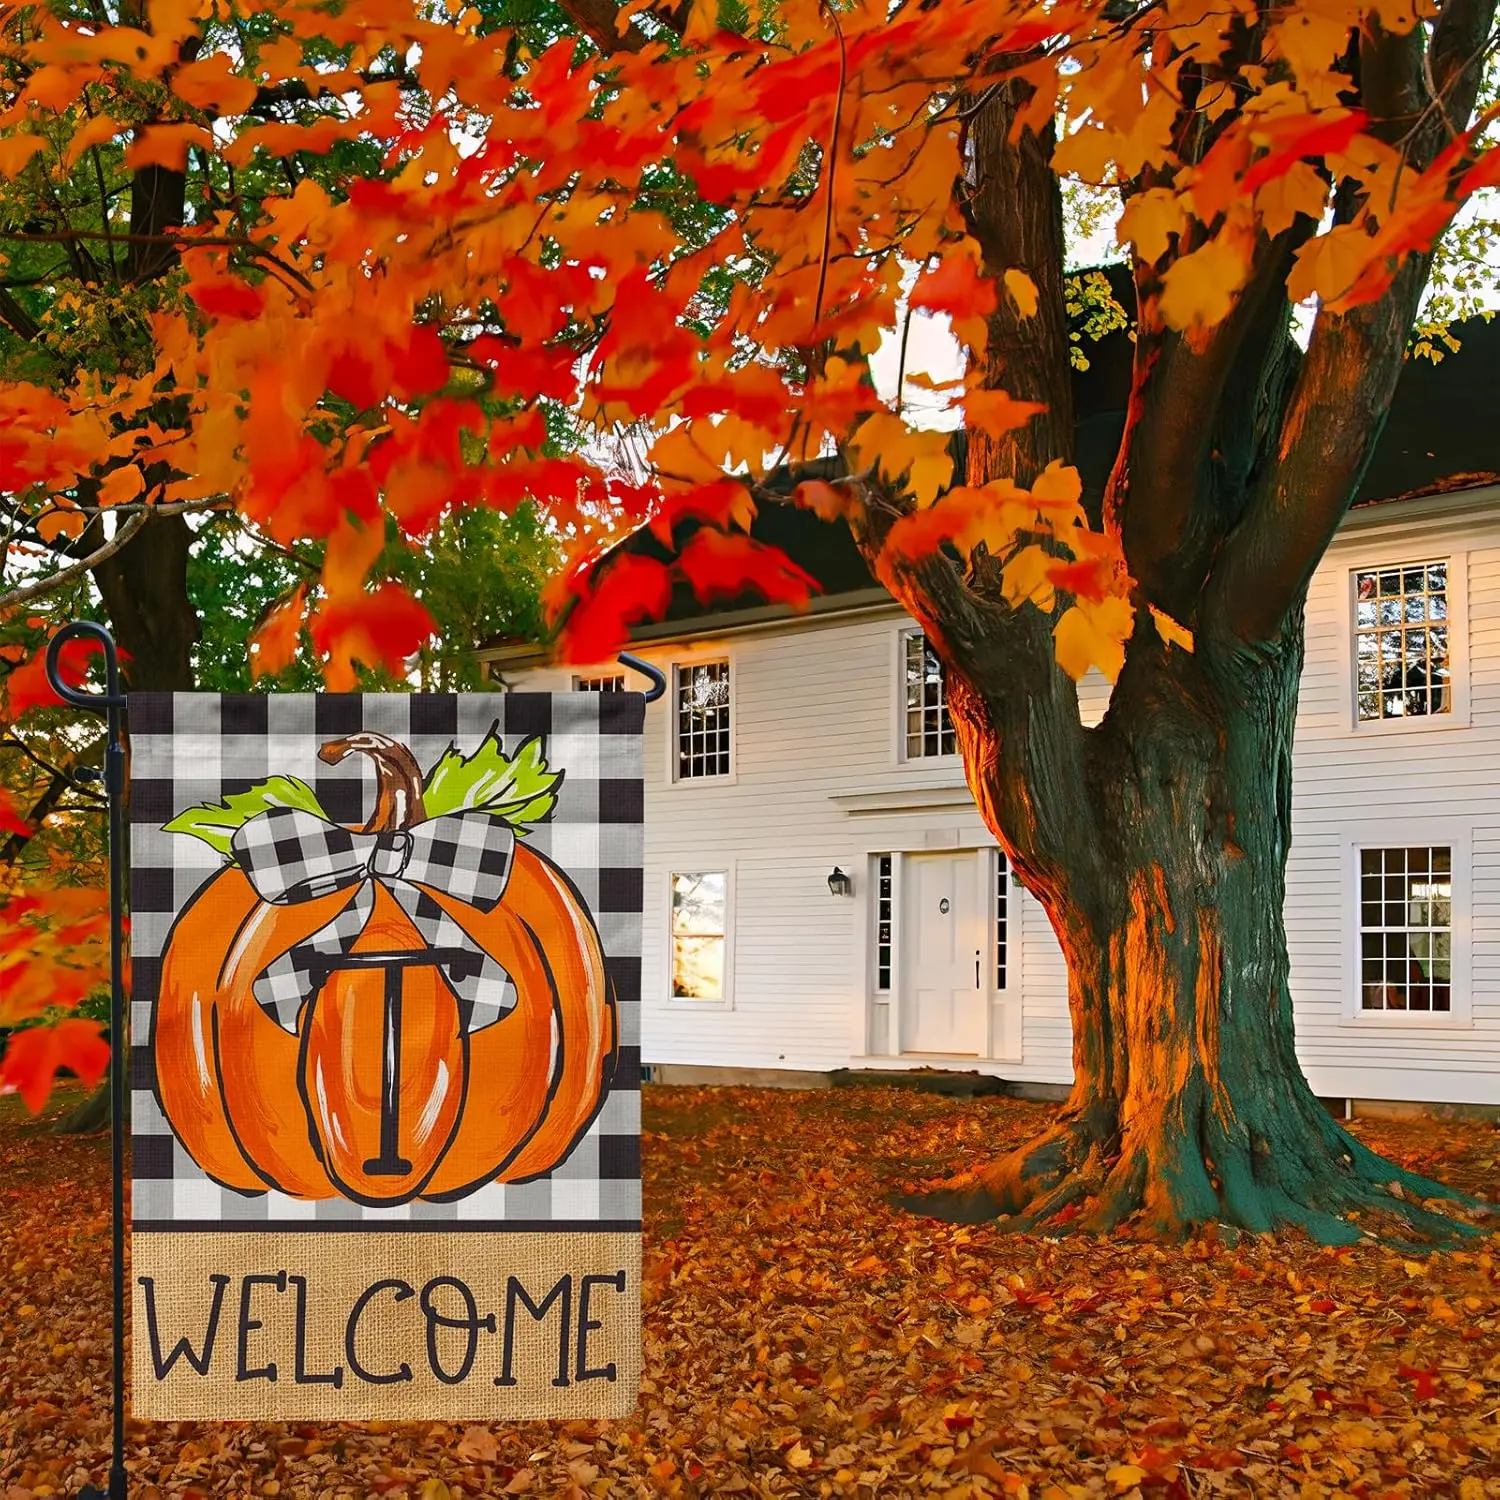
left=899, top=848, right=987, bottom=1057
left=858, top=841, right=1025, bottom=1065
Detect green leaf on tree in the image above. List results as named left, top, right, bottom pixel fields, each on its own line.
left=163, top=776, right=328, bottom=855
left=421, top=727, right=561, bottom=830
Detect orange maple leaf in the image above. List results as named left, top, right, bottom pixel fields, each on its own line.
left=0, top=1019, right=111, bottom=1114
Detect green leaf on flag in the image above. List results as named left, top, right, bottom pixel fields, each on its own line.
left=163, top=776, right=328, bottom=856
left=421, top=726, right=562, bottom=830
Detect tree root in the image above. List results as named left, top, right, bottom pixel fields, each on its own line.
left=894, top=1094, right=1495, bottom=1249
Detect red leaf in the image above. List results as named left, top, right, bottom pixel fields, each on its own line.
left=328, top=464, right=382, bottom=525
left=1046, top=554, right=1115, bottom=602
left=910, top=253, right=998, bottom=320
left=557, top=554, right=674, bottom=664
left=1398, top=1363, right=1438, bottom=1400
left=5, top=638, right=93, bottom=718
left=0, top=1019, right=110, bottom=1113
left=471, top=339, right=579, bottom=403
left=189, top=275, right=267, bottom=321
left=676, top=529, right=818, bottom=609
left=309, top=583, right=437, bottom=690
left=649, top=480, right=754, bottom=546
left=326, top=347, right=385, bottom=410
left=388, top=325, right=451, bottom=401
left=1242, top=109, right=1368, bottom=195
left=0, top=787, right=31, bottom=839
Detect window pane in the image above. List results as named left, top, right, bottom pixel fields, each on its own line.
left=1353, top=563, right=1450, bottom=723
left=903, top=631, right=954, bottom=759
left=676, top=661, right=731, bottom=778
left=672, top=936, right=724, bottom=1001
left=672, top=872, right=726, bottom=1001
left=996, top=853, right=1009, bottom=989
left=672, top=871, right=726, bottom=935
left=1357, top=846, right=1453, bottom=1015
left=874, top=854, right=893, bottom=994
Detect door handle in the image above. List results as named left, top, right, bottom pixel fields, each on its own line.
left=975, top=950, right=981, bottom=988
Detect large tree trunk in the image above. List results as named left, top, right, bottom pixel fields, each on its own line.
left=91, top=512, right=200, bottom=692
left=902, top=612, right=1482, bottom=1245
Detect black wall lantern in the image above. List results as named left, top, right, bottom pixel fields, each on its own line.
left=827, top=866, right=853, bottom=897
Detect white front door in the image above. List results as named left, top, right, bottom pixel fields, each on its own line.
left=901, top=852, right=986, bottom=1055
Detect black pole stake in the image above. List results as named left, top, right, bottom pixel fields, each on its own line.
left=46, top=623, right=128, bottom=1500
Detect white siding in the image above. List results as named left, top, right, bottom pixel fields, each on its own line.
left=1284, top=492, right=1500, bottom=1104
left=511, top=488, right=1500, bottom=1104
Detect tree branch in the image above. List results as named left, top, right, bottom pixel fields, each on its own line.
left=1109, top=225, right=1308, bottom=620
left=1213, top=0, right=1499, bottom=643
left=961, top=73, right=1075, bottom=486
left=0, top=286, right=40, bottom=341
left=0, top=771, right=78, bottom=865
left=883, top=65, right=1100, bottom=887
left=247, top=65, right=418, bottom=115
left=552, top=0, right=689, bottom=54
left=1430, top=0, right=1498, bottom=115
left=0, top=510, right=148, bottom=611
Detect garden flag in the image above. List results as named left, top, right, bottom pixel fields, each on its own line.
left=128, top=692, right=643, bottom=1421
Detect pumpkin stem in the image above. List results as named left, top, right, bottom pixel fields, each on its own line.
left=318, top=733, right=427, bottom=832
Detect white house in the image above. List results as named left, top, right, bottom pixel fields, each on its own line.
left=484, top=318, right=1500, bottom=1112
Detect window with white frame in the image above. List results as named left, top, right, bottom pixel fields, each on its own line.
left=1354, top=562, right=1450, bottom=722
left=675, top=660, right=731, bottom=778
left=671, top=871, right=727, bottom=1001
left=575, top=673, right=626, bottom=692
left=1359, top=845, right=1452, bottom=1012
left=903, top=630, right=955, bottom=758
left=995, top=852, right=1010, bottom=990
left=874, top=855, right=893, bottom=992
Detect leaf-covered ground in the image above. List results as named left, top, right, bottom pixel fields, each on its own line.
left=2, top=1084, right=1498, bottom=1499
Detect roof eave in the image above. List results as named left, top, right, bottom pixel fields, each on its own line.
left=475, top=585, right=898, bottom=670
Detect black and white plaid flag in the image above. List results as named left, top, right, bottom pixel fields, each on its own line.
left=128, top=691, right=644, bottom=1423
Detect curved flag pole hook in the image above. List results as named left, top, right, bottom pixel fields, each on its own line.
left=46, top=623, right=129, bottom=1500
left=616, top=652, right=666, bottom=704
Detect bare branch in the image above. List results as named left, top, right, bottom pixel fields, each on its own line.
left=554, top=0, right=647, bottom=53
left=0, top=510, right=149, bottom=611
left=248, top=65, right=418, bottom=115
left=60, top=494, right=227, bottom=519
left=2, top=228, right=317, bottom=295
left=0, top=286, right=40, bottom=341
left=812, top=0, right=848, bottom=333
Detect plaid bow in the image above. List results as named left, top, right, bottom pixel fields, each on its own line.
left=230, top=807, right=517, bottom=1033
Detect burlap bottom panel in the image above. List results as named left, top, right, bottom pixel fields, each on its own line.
left=132, top=1231, right=641, bottom=1420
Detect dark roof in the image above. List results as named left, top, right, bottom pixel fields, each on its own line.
left=1352, top=318, right=1500, bottom=503
left=611, top=482, right=877, bottom=625
left=609, top=299, right=1500, bottom=629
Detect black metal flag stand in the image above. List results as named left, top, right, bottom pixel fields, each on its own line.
left=42, top=622, right=128, bottom=1500
left=36, top=631, right=663, bottom=1500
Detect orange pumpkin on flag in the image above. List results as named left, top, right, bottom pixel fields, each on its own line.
left=152, top=729, right=615, bottom=1205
